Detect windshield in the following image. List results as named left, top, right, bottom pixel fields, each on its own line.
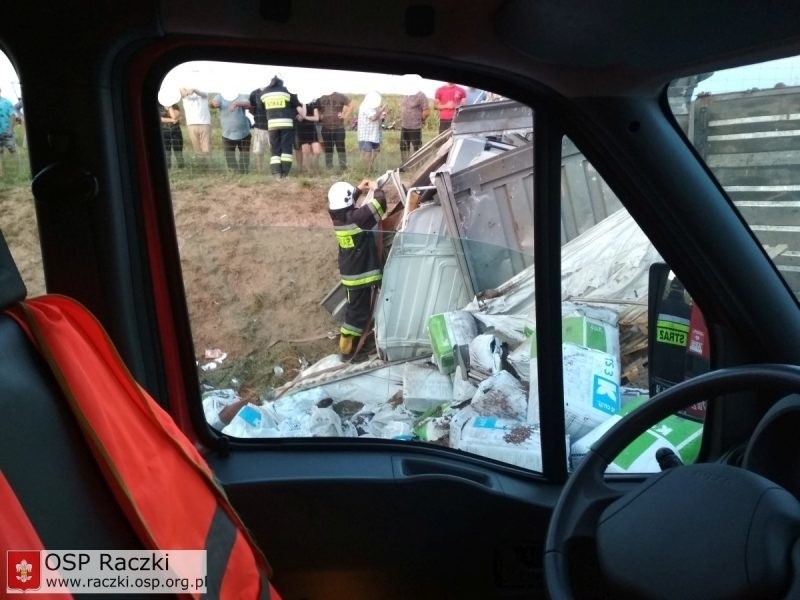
left=160, top=60, right=706, bottom=475
left=669, top=58, right=800, bottom=298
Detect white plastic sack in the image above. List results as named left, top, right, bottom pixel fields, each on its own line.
left=265, top=387, right=330, bottom=424
left=308, top=403, right=344, bottom=437
left=469, top=334, right=501, bottom=374
left=361, top=402, right=416, bottom=439
left=318, top=363, right=405, bottom=408
left=452, top=365, right=478, bottom=402
left=507, top=340, right=532, bottom=383
left=471, top=314, right=528, bottom=344
left=222, top=403, right=280, bottom=438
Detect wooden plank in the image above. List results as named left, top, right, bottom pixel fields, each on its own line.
left=707, top=150, right=800, bottom=168
left=735, top=204, right=800, bottom=226
left=709, top=113, right=800, bottom=127
left=695, top=87, right=800, bottom=120
left=707, top=136, right=800, bottom=155
left=714, top=165, right=800, bottom=187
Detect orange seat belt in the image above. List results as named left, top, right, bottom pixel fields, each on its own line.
left=0, top=471, right=74, bottom=599
left=8, top=295, right=280, bottom=600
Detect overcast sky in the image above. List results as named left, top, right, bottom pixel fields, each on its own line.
left=159, top=61, right=448, bottom=101
left=0, top=54, right=447, bottom=105
left=4, top=52, right=800, bottom=106
left=694, top=56, right=800, bottom=96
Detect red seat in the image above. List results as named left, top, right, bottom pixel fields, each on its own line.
left=0, top=230, right=280, bottom=599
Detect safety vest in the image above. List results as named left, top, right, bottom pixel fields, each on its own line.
left=6, top=295, right=280, bottom=600
left=330, top=192, right=386, bottom=289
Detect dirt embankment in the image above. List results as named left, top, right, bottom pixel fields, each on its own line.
left=0, top=177, right=346, bottom=402
left=171, top=179, right=345, bottom=400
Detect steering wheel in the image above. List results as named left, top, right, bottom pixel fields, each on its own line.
left=545, top=364, right=800, bottom=599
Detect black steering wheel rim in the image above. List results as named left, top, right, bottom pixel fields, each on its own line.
left=544, top=363, right=800, bottom=599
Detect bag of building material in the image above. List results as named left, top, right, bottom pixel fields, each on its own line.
left=449, top=409, right=545, bottom=471
left=427, top=310, right=478, bottom=375
left=403, top=362, right=454, bottom=412
left=472, top=370, right=528, bottom=421
left=560, top=302, right=620, bottom=358
left=528, top=343, right=620, bottom=439
left=449, top=406, right=569, bottom=472
left=525, top=303, right=622, bottom=437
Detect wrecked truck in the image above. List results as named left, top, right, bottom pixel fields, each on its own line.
left=206, top=98, right=704, bottom=473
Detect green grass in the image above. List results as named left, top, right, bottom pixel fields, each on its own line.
left=167, top=125, right=435, bottom=185
left=0, top=127, right=31, bottom=189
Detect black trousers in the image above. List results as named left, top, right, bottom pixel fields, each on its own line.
left=400, top=128, right=422, bottom=161
left=341, top=286, right=374, bottom=337
left=223, top=135, right=251, bottom=174
left=161, top=127, right=184, bottom=168
left=321, top=126, right=347, bottom=168
left=268, top=128, right=294, bottom=176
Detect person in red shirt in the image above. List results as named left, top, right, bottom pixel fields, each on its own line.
left=434, top=82, right=467, bottom=133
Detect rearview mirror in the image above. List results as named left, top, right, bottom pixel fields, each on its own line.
left=647, top=263, right=709, bottom=420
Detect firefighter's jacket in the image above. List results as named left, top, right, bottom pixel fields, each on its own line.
left=260, top=81, right=300, bottom=130
left=330, top=189, right=387, bottom=288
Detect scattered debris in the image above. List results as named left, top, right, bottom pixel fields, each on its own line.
left=200, top=100, right=692, bottom=475
left=201, top=347, right=228, bottom=371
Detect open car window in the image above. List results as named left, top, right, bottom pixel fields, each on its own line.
left=0, top=49, right=43, bottom=296
left=669, top=59, right=800, bottom=299
left=163, top=61, right=709, bottom=475
left=558, top=137, right=707, bottom=474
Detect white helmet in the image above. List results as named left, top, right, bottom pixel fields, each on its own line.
left=328, top=182, right=356, bottom=210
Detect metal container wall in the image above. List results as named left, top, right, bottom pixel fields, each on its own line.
left=375, top=203, right=471, bottom=361
left=692, top=85, right=800, bottom=294
left=561, top=137, right=623, bottom=244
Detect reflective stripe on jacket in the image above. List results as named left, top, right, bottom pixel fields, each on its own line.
left=329, top=190, right=387, bottom=289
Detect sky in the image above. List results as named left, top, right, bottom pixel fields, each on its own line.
left=0, top=52, right=21, bottom=103
left=4, top=52, right=800, bottom=106
left=0, top=56, right=447, bottom=106
left=694, top=56, right=800, bottom=96
left=159, top=61, right=448, bottom=101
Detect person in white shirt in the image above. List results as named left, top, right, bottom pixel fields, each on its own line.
left=180, top=87, right=212, bottom=164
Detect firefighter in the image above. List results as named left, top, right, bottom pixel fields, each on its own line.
left=260, top=75, right=301, bottom=178
left=328, top=178, right=387, bottom=358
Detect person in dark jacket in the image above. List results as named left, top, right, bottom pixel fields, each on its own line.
left=260, top=75, right=301, bottom=178
left=328, top=178, right=387, bottom=358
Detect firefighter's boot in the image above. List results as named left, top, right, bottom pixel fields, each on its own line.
left=339, top=334, right=358, bottom=359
